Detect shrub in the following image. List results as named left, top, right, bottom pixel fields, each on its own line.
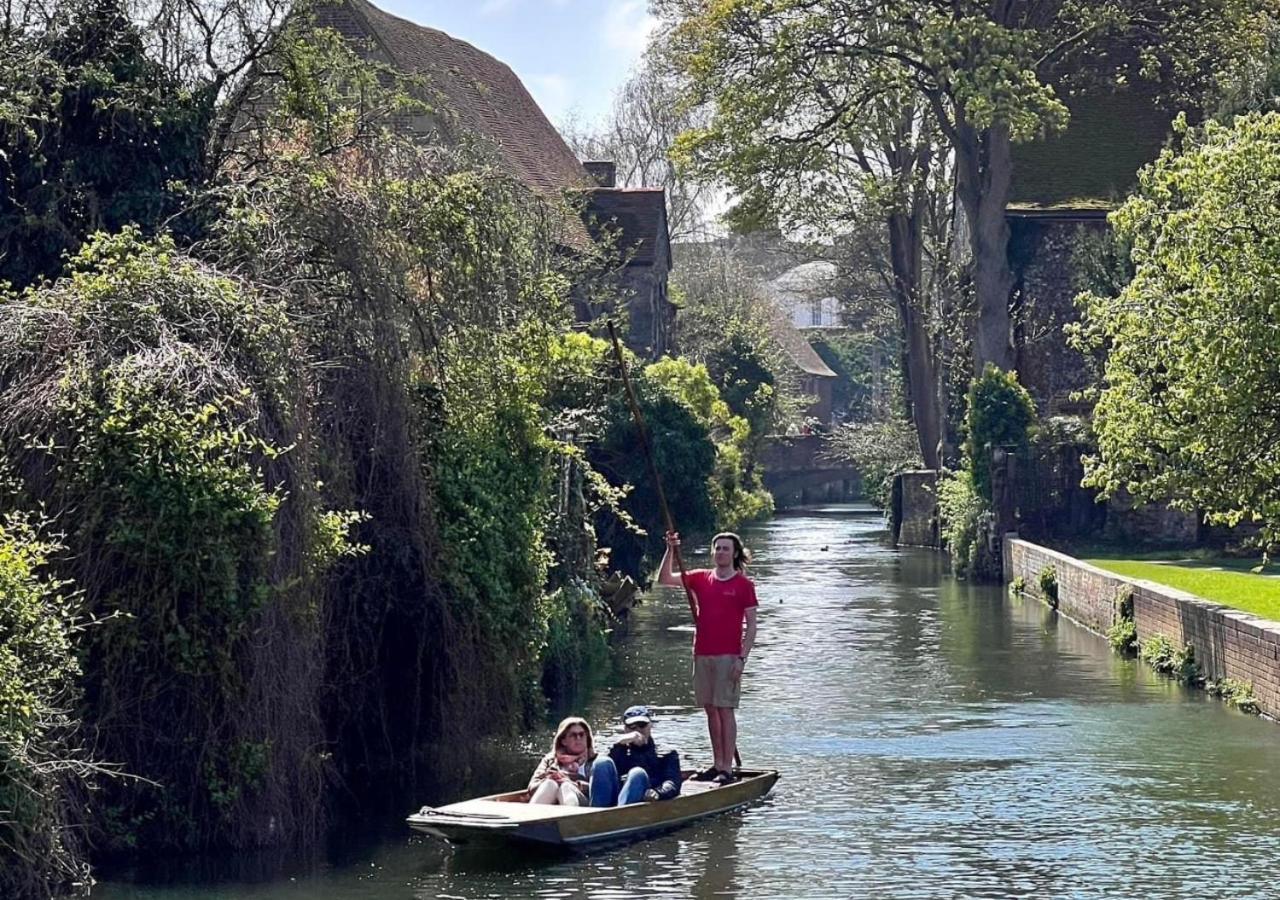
left=1206, top=678, right=1260, bottom=714
left=0, top=511, right=89, bottom=898
left=1009, top=575, right=1026, bottom=597
left=1106, top=618, right=1137, bottom=654
left=646, top=356, right=774, bottom=529
left=1106, top=584, right=1137, bottom=654
left=1039, top=565, right=1059, bottom=608
left=1139, top=634, right=1201, bottom=685
left=963, top=364, right=1037, bottom=502
left=937, top=469, right=988, bottom=577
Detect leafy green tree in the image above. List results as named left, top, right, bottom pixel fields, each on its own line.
left=0, top=0, right=212, bottom=288
left=655, top=0, right=1267, bottom=377
left=963, top=364, right=1036, bottom=503
left=672, top=249, right=799, bottom=445
left=1073, top=112, right=1280, bottom=547
left=646, top=356, right=773, bottom=527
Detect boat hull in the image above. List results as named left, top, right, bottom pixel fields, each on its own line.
left=407, top=769, right=778, bottom=848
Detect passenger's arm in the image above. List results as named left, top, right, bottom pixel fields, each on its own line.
left=527, top=754, right=553, bottom=791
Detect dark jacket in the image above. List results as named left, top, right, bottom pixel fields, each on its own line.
left=608, top=738, right=682, bottom=800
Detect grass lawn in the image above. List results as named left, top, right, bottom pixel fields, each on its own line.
left=1084, top=557, right=1280, bottom=622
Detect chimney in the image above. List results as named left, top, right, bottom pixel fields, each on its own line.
left=584, top=160, right=617, bottom=188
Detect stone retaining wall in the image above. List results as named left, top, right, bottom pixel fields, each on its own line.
left=893, top=470, right=938, bottom=548
left=1004, top=536, right=1280, bottom=718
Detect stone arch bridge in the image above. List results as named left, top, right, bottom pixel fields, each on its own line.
left=759, top=434, right=861, bottom=508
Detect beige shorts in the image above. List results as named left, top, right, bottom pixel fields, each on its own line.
left=694, top=654, right=742, bottom=708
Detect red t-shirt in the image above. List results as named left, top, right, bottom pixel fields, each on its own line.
left=688, top=569, right=758, bottom=656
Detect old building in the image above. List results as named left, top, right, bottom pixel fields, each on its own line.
left=580, top=161, right=674, bottom=358
left=301, top=0, right=675, bottom=357
left=1007, top=82, right=1177, bottom=413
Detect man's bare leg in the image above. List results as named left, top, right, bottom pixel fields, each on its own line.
left=719, top=707, right=737, bottom=772
left=704, top=703, right=723, bottom=771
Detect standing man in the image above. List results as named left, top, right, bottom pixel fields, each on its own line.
left=659, top=531, right=757, bottom=785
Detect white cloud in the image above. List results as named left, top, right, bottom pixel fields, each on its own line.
left=525, top=73, right=574, bottom=122
left=601, top=0, right=657, bottom=63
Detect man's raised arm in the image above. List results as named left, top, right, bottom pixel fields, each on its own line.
left=657, top=531, right=686, bottom=587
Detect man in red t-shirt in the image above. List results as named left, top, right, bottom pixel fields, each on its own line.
left=659, top=530, right=758, bottom=785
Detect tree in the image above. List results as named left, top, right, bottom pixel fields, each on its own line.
left=562, top=52, right=717, bottom=242
left=0, top=0, right=212, bottom=287
left=1072, top=112, right=1280, bottom=547
left=654, top=0, right=1268, bottom=375
left=671, top=247, right=802, bottom=446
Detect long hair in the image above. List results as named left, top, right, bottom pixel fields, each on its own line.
left=551, top=716, right=594, bottom=761
left=712, top=532, right=751, bottom=572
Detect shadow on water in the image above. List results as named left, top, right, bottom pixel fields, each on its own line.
left=94, top=504, right=1280, bottom=900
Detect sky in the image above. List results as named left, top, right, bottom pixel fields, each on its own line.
left=371, top=0, right=658, bottom=129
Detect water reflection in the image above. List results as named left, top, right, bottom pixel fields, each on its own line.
left=95, top=505, right=1280, bottom=899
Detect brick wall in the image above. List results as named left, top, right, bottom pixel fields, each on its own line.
left=1004, top=536, right=1280, bottom=718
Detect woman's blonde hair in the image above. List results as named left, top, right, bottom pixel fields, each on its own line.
left=552, top=716, right=594, bottom=759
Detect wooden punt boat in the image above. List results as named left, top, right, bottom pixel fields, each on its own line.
left=407, top=768, right=779, bottom=848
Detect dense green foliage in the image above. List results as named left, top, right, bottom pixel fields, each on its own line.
left=937, top=469, right=986, bottom=578
left=646, top=357, right=773, bottom=529
left=0, top=511, right=87, bottom=898
left=1074, top=112, right=1280, bottom=548
left=0, top=230, right=342, bottom=854
left=963, top=365, right=1036, bottom=503
left=0, top=1, right=211, bottom=288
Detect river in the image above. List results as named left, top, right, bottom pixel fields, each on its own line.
left=95, top=505, right=1280, bottom=899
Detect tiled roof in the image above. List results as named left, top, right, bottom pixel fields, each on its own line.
left=769, top=315, right=837, bottom=379
left=314, top=0, right=592, bottom=243
left=582, top=188, right=670, bottom=268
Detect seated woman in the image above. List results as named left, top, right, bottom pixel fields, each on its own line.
left=527, top=716, right=595, bottom=806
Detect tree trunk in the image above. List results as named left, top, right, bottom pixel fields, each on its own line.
left=955, top=121, right=1015, bottom=372
left=887, top=211, right=941, bottom=469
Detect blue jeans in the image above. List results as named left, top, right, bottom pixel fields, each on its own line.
left=589, top=757, right=650, bottom=807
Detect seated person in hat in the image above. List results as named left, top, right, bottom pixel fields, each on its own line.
left=589, top=705, right=682, bottom=806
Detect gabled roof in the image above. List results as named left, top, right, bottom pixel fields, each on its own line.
left=770, top=316, right=838, bottom=379
left=582, top=188, right=671, bottom=268
left=312, top=0, right=591, bottom=240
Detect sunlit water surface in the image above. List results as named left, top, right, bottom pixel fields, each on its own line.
left=95, top=506, right=1280, bottom=899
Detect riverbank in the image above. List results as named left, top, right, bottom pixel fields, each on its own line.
left=1005, top=536, right=1280, bottom=718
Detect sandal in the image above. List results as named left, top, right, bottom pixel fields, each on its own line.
left=691, top=766, right=721, bottom=782
left=711, top=770, right=737, bottom=785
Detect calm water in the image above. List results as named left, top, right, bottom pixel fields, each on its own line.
left=96, top=506, right=1280, bottom=899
